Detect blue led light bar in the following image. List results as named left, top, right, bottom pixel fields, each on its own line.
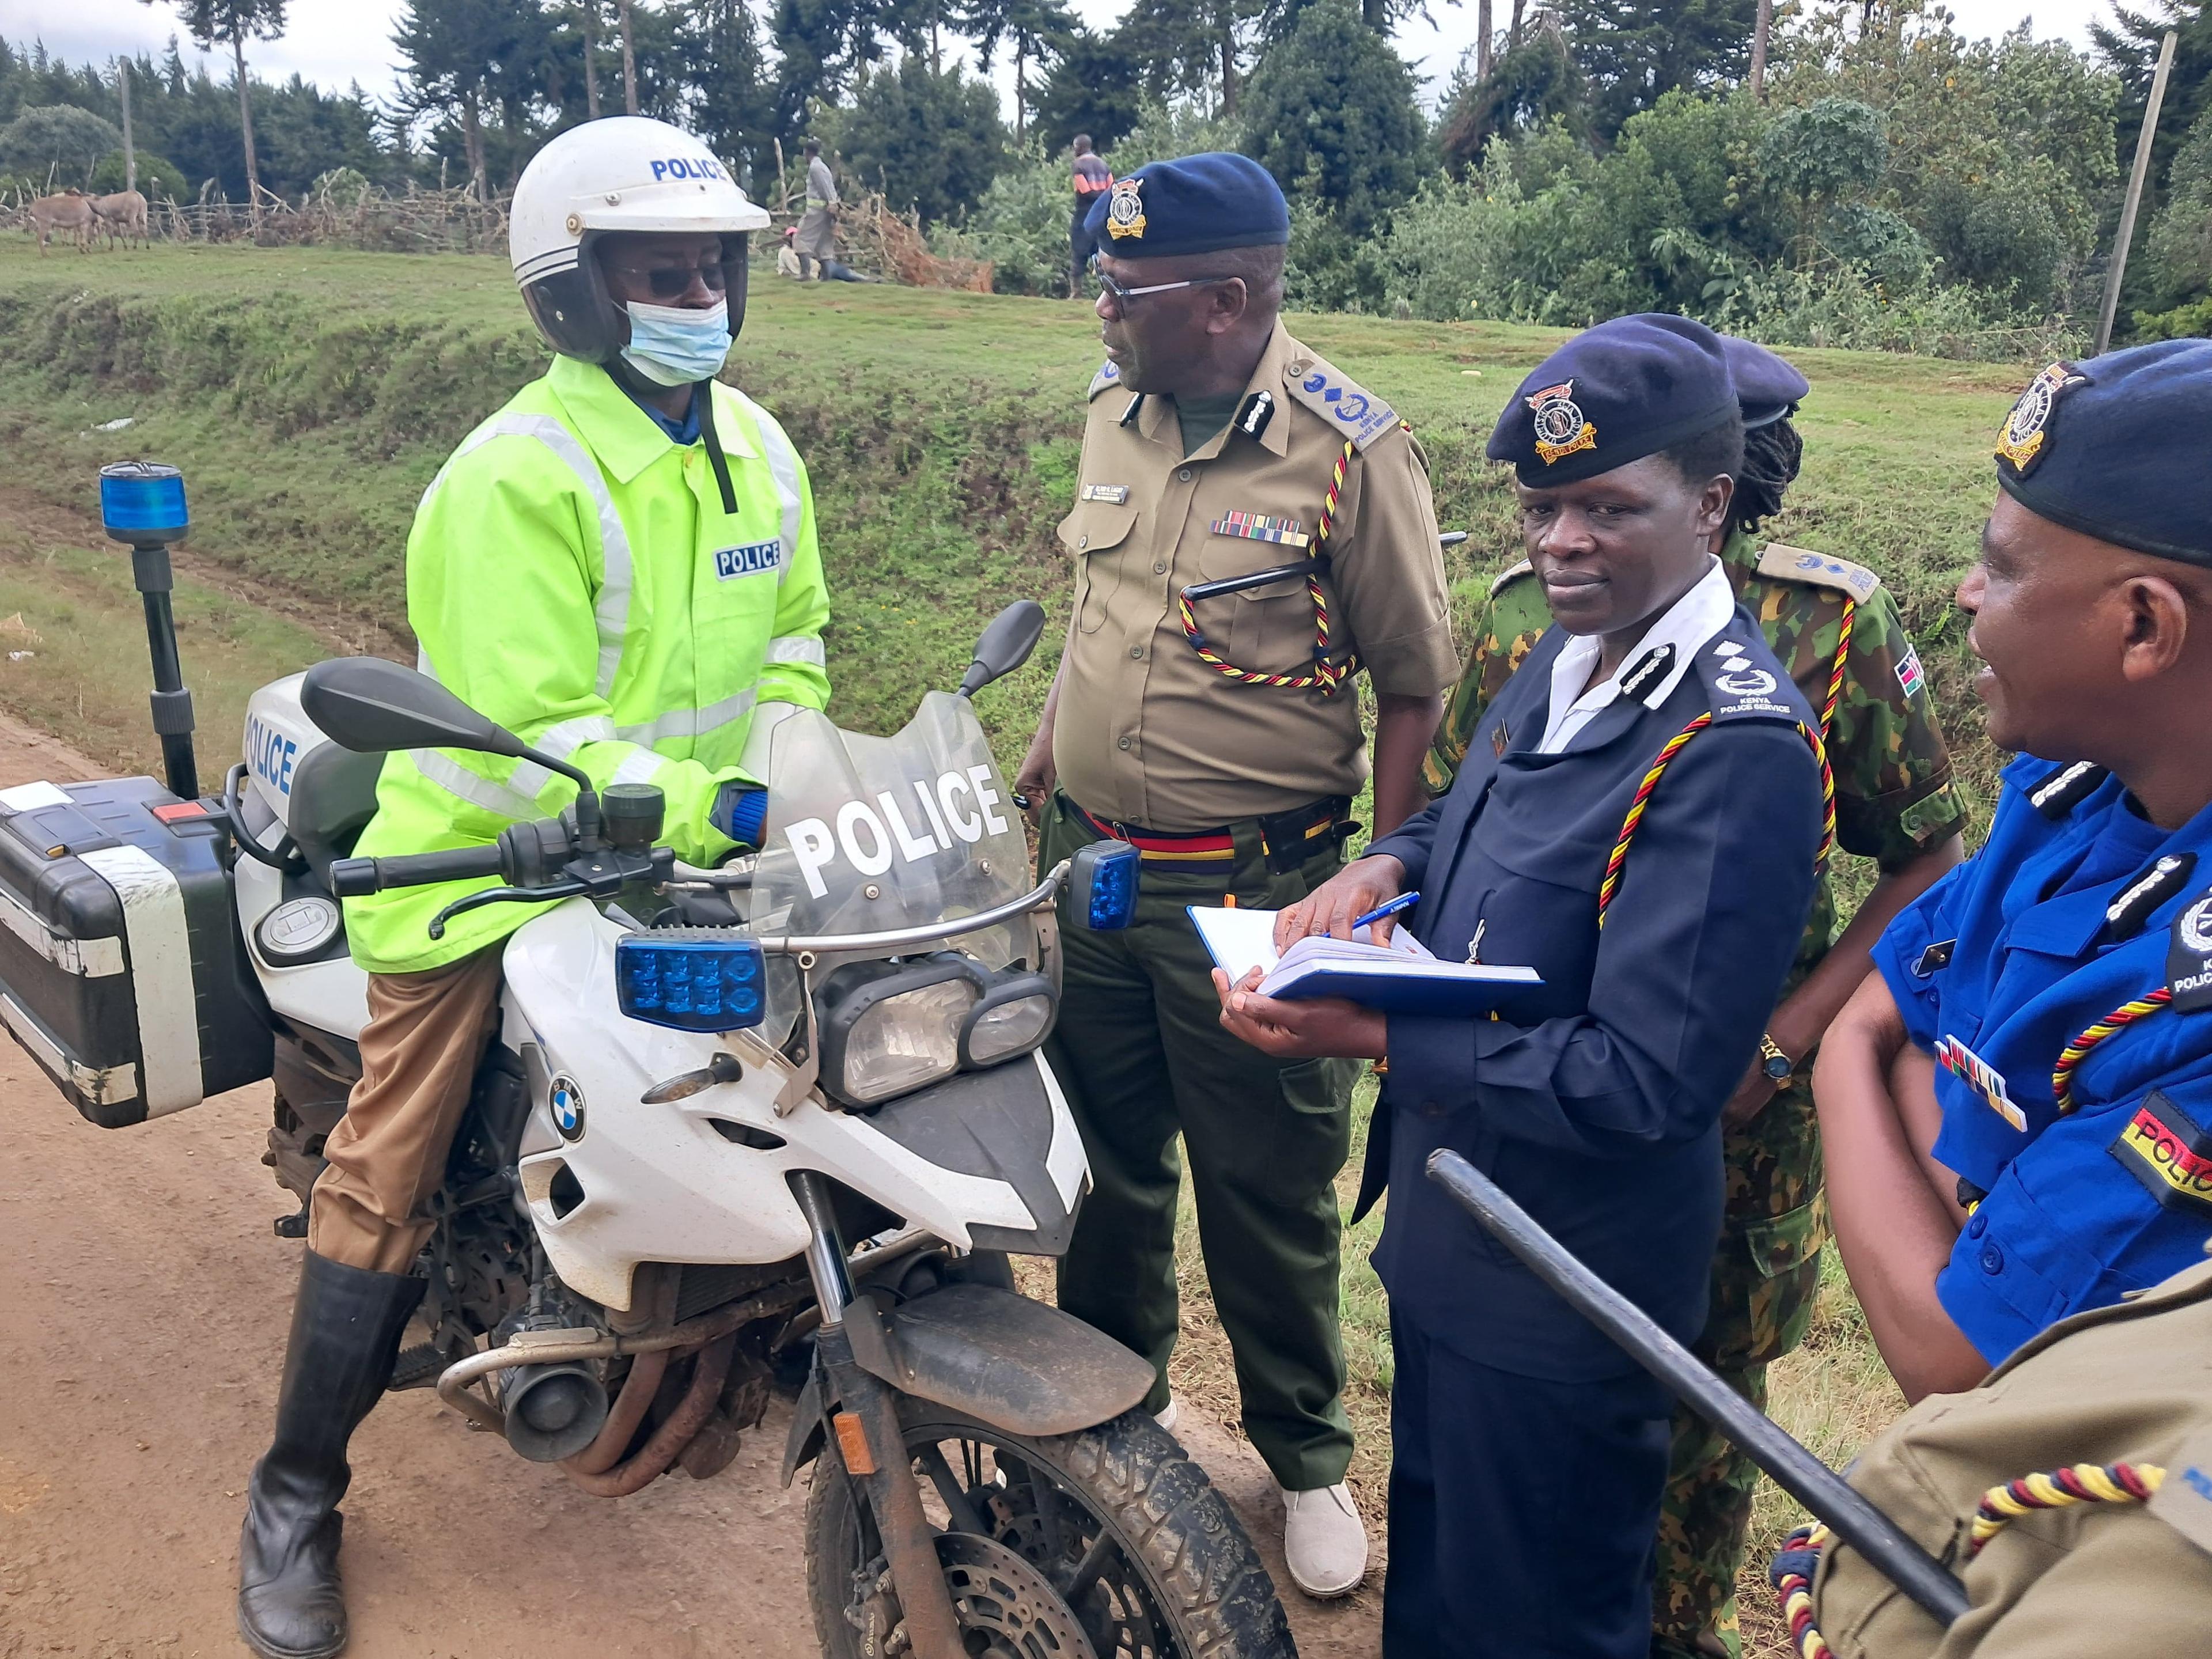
left=1071, top=840, right=1139, bottom=931
left=98, top=461, right=190, bottom=544
left=615, top=933, right=767, bottom=1032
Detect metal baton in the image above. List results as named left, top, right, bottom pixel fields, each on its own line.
left=1423, top=1149, right=1971, bottom=1628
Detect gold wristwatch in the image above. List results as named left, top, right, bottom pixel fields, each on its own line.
left=1758, top=1032, right=1795, bottom=1084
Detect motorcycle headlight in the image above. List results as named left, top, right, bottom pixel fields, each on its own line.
left=817, top=956, right=980, bottom=1108
left=959, top=972, right=1057, bottom=1069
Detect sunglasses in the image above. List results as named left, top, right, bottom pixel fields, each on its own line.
left=1089, top=256, right=1237, bottom=308
left=609, top=262, right=732, bottom=300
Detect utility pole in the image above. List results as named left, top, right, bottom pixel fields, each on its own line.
left=619, top=0, right=639, bottom=115
left=2096, top=29, right=2178, bottom=357
left=1750, top=0, right=1772, bottom=102
left=118, top=59, right=137, bottom=193
left=584, top=0, right=602, bottom=118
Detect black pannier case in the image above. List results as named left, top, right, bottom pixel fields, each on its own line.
left=0, top=775, right=270, bottom=1127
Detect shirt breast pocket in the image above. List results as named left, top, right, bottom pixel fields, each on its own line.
left=1194, top=529, right=1320, bottom=674
left=1058, top=503, right=1138, bottom=634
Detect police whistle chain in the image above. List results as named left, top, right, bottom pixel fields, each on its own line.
left=1423, top=1150, right=1973, bottom=1631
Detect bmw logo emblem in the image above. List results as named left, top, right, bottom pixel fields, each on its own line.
left=550, top=1075, right=586, bottom=1142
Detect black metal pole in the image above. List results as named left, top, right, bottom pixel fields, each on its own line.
left=1424, top=1149, right=1971, bottom=1628
left=129, top=543, right=198, bottom=801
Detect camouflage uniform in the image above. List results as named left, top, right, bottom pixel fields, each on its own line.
left=1424, top=528, right=1968, bottom=1658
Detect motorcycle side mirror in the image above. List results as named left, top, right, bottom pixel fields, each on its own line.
left=957, top=601, right=1048, bottom=699
left=302, top=657, right=527, bottom=758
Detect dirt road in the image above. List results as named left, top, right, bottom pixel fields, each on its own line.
left=0, top=714, right=1381, bottom=1657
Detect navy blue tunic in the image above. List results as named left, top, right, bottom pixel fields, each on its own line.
left=1359, top=603, right=1825, bottom=1658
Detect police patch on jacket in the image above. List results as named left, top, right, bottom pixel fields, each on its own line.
left=2109, top=1090, right=2212, bottom=1217
left=713, top=540, right=780, bottom=580
left=2169, top=889, right=2212, bottom=1013
left=1702, top=633, right=1797, bottom=722
left=1283, top=353, right=1400, bottom=450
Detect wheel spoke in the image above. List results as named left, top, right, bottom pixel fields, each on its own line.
left=916, top=1440, right=990, bottom=1536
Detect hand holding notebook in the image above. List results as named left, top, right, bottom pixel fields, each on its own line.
left=1188, top=906, right=1542, bottom=1016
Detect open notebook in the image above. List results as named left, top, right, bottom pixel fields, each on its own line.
left=1188, top=906, right=1543, bottom=1017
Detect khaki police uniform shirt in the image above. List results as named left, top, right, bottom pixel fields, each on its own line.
left=1053, top=326, right=1456, bottom=832
left=1810, top=1249, right=2212, bottom=1657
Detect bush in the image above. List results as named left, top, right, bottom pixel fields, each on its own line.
left=89, top=150, right=190, bottom=204
left=824, top=58, right=1009, bottom=228
left=0, top=104, right=122, bottom=188
left=1239, top=0, right=1426, bottom=237
left=935, top=145, right=1076, bottom=296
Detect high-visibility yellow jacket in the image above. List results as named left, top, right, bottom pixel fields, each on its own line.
left=344, top=354, right=831, bottom=974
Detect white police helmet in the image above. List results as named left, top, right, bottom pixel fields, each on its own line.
left=510, top=116, right=770, bottom=363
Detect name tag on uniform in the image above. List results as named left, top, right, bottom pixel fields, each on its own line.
left=1937, top=1035, right=2025, bottom=1130
left=1080, top=484, right=1130, bottom=504
left=1210, top=511, right=1310, bottom=549
left=714, top=540, right=780, bottom=580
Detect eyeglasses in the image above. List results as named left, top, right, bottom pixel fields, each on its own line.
left=1089, top=257, right=1237, bottom=309
left=609, top=262, right=731, bottom=300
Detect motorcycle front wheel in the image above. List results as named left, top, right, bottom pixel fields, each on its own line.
left=804, top=1400, right=1296, bottom=1659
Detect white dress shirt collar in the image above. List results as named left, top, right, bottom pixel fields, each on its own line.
left=1536, top=557, right=1736, bottom=755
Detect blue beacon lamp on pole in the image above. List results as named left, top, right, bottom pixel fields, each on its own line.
left=97, top=461, right=200, bottom=801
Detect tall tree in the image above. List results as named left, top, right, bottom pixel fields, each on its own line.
left=683, top=0, right=774, bottom=178
left=1241, top=0, right=1423, bottom=233
left=393, top=0, right=548, bottom=198
left=581, top=0, right=602, bottom=116
left=1749, top=0, right=1771, bottom=100
left=1478, top=0, right=1493, bottom=77
left=2094, top=1, right=2212, bottom=190
left=618, top=0, right=639, bottom=112
left=828, top=55, right=1007, bottom=221
left=1032, top=24, right=1145, bottom=153
left=1554, top=0, right=1756, bottom=138
left=165, top=0, right=286, bottom=213
left=1121, top=0, right=1261, bottom=116
left=962, top=0, right=1077, bottom=139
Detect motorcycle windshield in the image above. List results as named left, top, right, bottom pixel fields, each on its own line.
left=753, top=693, right=1030, bottom=958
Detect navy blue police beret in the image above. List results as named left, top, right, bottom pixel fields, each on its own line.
left=1995, top=339, right=2212, bottom=567
left=1487, top=313, right=1737, bottom=486
left=1718, top=335, right=1809, bottom=428
left=1083, top=151, right=1290, bottom=259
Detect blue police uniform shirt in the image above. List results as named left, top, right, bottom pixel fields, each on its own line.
left=1872, top=754, right=2212, bottom=1363
left=1356, top=578, right=1825, bottom=1380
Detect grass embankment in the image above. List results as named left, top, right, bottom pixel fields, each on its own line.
left=0, top=241, right=2024, bottom=1646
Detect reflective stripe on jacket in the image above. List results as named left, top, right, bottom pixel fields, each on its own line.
left=344, top=354, right=831, bottom=974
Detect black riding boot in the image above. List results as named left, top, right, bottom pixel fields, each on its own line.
left=237, top=1251, right=425, bottom=1659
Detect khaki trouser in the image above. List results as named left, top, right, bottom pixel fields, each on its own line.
left=306, top=949, right=505, bottom=1274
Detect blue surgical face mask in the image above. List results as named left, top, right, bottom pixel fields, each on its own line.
left=620, top=298, right=731, bottom=387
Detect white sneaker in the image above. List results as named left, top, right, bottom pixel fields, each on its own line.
left=1152, top=1395, right=1180, bottom=1433
left=1279, top=1482, right=1368, bottom=1598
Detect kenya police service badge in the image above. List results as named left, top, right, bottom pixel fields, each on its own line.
left=1525, top=380, right=1596, bottom=465
left=1995, top=361, right=2087, bottom=476
left=1105, top=177, right=1146, bottom=241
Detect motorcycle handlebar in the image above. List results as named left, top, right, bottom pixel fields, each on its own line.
left=328, top=844, right=505, bottom=899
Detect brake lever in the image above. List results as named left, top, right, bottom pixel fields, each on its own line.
left=428, top=880, right=590, bottom=939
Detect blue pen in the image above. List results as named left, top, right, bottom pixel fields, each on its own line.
left=1352, top=891, right=1419, bottom=933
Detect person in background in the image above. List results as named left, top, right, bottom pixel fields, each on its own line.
left=1015, top=152, right=1456, bottom=1600
left=1069, top=134, right=1113, bottom=298
left=1816, top=340, right=2212, bottom=1404
left=1217, top=313, right=1827, bottom=1658
left=793, top=138, right=839, bottom=280
left=1423, top=336, right=1968, bottom=1658
left=778, top=224, right=871, bottom=283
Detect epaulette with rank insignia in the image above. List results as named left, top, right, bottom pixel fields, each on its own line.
left=2031, top=760, right=2111, bottom=819
left=1490, top=558, right=1533, bottom=596
left=1756, top=542, right=1883, bottom=604
left=1282, top=351, right=1401, bottom=450
left=1696, top=627, right=1809, bottom=725
left=1088, top=359, right=1124, bottom=400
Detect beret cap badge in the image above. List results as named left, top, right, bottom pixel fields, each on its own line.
left=1526, top=379, right=1597, bottom=466
left=1996, top=361, right=2088, bottom=476
left=1106, top=176, right=1146, bottom=241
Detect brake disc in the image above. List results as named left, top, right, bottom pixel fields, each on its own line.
left=935, top=1531, right=1099, bottom=1659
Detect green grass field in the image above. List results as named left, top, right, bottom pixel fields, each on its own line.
left=0, top=237, right=2020, bottom=1650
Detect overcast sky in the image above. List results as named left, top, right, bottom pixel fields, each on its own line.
left=0, top=0, right=2122, bottom=116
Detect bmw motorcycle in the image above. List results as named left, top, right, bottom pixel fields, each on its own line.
left=0, top=465, right=1296, bottom=1659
